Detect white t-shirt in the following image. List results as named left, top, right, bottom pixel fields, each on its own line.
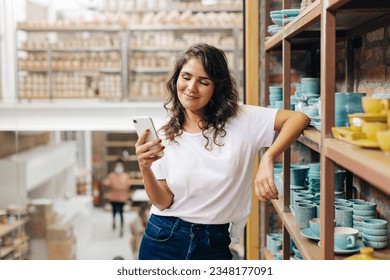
left=150, top=104, right=278, bottom=242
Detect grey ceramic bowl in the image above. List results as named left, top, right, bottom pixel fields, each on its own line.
left=353, top=209, right=376, bottom=216
left=362, top=239, right=388, bottom=249
left=348, top=199, right=366, bottom=205
left=353, top=214, right=375, bottom=222
left=352, top=202, right=377, bottom=210
left=353, top=220, right=363, bottom=227
left=362, top=227, right=388, bottom=236
left=362, top=219, right=388, bottom=229
left=362, top=233, right=389, bottom=242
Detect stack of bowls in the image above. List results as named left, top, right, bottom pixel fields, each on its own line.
left=267, top=24, right=281, bottom=35
left=307, top=162, right=320, bottom=196
left=300, top=77, right=320, bottom=98
left=292, top=244, right=303, bottom=260
left=335, top=92, right=366, bottom=127
left=351, top=201, right=377, bottom=236
left=270, top=10, right=283, bottom=26
left=266, top=232, right=283, bottom=255
left=269, top=85, right=283, bottom=108
left=281, top=9, right=300, bottom=25
left=362, top=219, right=389, bottom=249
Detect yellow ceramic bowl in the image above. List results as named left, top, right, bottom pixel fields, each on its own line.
left=362, top=122, right=388, bottom=141
left=377, top=130, right=390, bottom=154
left=362, top=97, right=389, bottom=115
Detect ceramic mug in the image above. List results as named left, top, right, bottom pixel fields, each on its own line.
left=362, top=97, right=389, bottom=115
left=295, top=203, right=316, bottom=229
left=334, top=227, right=358, bottom=249
left=335, top=206, right=353, bottom=227
left=377, top=130, right=390, bottom=155
left=362, top=122, right=388, bottom=141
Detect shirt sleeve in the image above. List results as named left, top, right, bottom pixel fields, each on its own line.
left=241, top=105, right=278, bottom=148
left=151, top=159, right=166, bottom=180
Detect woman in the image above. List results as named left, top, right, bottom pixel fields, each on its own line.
left=135, top=43, right=309, bottom=259
left=104, top=159, right=131, bottom=237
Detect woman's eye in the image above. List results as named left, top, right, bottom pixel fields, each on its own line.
left=200, top=81, right=209, bottom=86
left=182, top=76, right=190, bottom=81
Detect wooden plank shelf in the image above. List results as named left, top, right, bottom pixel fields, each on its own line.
left=0, top=219, right=29, bottom=238
left=263, top=247, right=274, bottom=260
left=265, top=0, right=321, bottom=51
left=323, top=138, right=390, bottom=195
left=106, top=141, right=136, bottom=147
left=298, top=128, right=321, bottom=152
left=271, top=199, right=323, bottom=260
left=0, top=246, right=15, bottom=258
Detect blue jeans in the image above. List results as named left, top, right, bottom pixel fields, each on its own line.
left=139, top=214, right=232, bottom=260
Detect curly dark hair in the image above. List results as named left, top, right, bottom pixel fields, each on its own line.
left=162, top=43, right=240, bottom=150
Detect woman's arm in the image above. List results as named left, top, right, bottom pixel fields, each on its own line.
left=135, top=130, right=173, bottom=210
left=255, top=110, right=310, bottom=202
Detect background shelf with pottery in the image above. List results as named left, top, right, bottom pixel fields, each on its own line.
left=259, top=0, right=390, bottom=260
left=0, top=218, right=30, bottom=260
left=16, top=1, right=243, bottom=102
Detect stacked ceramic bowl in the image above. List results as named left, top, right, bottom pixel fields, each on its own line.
left=292, top=244, right=303, bottom=260
left=268, top=10, right=283, bottom=35
left=350, top=200, right=377, bottom=237
left=269, top=85, right=283, bottom=108
left=335, top=92, right=366, bottom=127
left=270, top=10, right=283, bottom=26
left=281, top=9, right=300, bottom=25
left=267, top=24, right=281, bottom=35
left=307, top=162, right=320, bottom=196
left=266, top=232, right=282, bottom=256
left=361, top=219, right=389, bottom=249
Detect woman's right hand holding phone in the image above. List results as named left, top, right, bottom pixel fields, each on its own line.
left=135, top=129, right=165, bottom=169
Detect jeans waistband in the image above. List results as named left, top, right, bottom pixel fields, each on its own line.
left=150, top=214, right=229, bottom=232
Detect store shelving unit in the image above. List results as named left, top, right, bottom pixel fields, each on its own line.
left=15, top=2, right=243, bottom=102
left=16, top=25, right=123, bottom=100
left=127, top=25, right=243, bottom=100
left=0, top=219, right=30, bottom=260
left=259, top=0, right=390, bottom=260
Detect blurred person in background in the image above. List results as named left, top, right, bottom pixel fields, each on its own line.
left=104, top=159, right=131, bottom=237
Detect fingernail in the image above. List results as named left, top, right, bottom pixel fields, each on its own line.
left=159, top=139, right=162, bottom=143
left=146, top=129, right=150, bottom=132
left=162, top=146, right=165, bottom=149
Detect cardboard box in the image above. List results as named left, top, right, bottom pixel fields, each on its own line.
left=47, top=223, right=73, bottom=241
left=28, top=199, right=53, bottom=220
left=28, top=214, right=58, bottom=238
left=48, top=237, right=76, bottom=260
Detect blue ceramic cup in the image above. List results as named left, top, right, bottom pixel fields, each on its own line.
left=334, top=227, right=358, bottom=249
left=295, top=203, right=316, bottom=229
left=335, top=206, right=354, bottom=227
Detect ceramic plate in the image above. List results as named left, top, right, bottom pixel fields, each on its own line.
left=317, top=241, right=363, bottom=254
left=300, top=228, right=320, bottom=241
left=348, top=113, right=387, bottom=122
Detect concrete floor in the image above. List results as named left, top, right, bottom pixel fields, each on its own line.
left=78, top=207, right=138, bottom=260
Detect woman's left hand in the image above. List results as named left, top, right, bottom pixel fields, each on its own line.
left=255, top=153, right=279, bottom=202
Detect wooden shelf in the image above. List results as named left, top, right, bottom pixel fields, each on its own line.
left=130, top=178, right=144, bottom=186
left=271, top=199, right=322, bottom=260
left=0, top=246, right=15, bottom=258
left=265, top=0, right=321, bottom=51
left=17, top=25, right=121, bottom=32
left=106, top=141, right=136, bottom=147
left=298, top=128, right=320, bottom=152
left=263, top=247, right=274, bottom=260
left=265, top=0, right=390, bottom=51
left=0, top=219, right=29, bottom=238
left=323, top=139, right=390, bottom=195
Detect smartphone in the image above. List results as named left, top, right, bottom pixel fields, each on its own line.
left=133, top=116, right=164, bottom=157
